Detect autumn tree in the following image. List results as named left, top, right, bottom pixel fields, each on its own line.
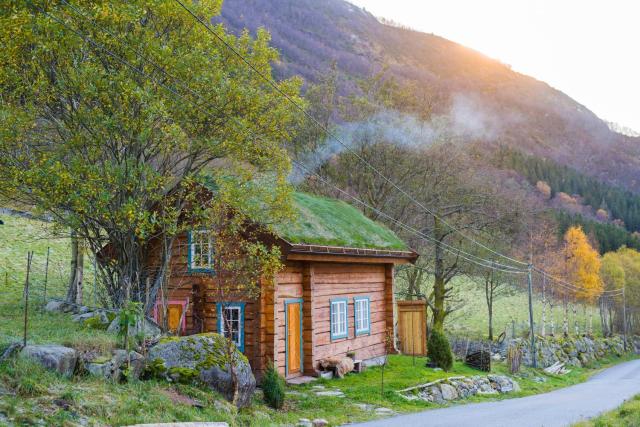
left=563, top=226, right=603, bottom=335
left=0, top=1, right=301, bottom=307
left=604, top=248, right=640, bottom=335
left=600, top=251, right=625, bottom=336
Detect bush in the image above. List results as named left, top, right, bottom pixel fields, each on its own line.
left=427, top=330, right=453, bottom=371
left=262, top=361, right=285, bottom=409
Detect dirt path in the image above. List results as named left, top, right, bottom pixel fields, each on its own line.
left=353, top=359, right=640, bottom=427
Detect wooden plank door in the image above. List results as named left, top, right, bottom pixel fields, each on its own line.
left=167, top=304, right=183, bottom=333
left=286, top=301, right=302, bottom=375
left=397, top=301, right=427, bottom=356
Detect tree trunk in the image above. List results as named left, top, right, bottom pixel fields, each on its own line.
left=599, top=297, right=608, bottom=337
left=488, top=297, right=494, bottom=341
left=66, top=232, right=84, bottom=305
left=573, top=302, right=579, bottom=336
left=432, top=217, right=446, bottom=333
left=549, top=300, right=555, bottom=336
left=485, top=273, right=494, bottom=341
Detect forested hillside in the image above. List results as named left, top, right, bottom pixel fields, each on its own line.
left=216, top=0, right=640, bottom=191
left=495, top=148, right=640, bottom=232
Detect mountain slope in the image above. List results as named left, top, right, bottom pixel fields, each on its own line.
left=215, top=0, right=640, bottom=190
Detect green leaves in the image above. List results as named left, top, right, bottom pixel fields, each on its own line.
left=0, top=0, right=302, bottom=305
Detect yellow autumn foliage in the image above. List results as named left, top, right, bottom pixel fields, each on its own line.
left=564, top=226, right=603, bottom=303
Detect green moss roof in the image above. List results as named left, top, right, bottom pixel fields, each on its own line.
left=275, top=192, right=408, bottom=250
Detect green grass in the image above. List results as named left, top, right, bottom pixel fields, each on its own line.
left=0, top=345, right=633, bottom=427
left=423, top=275, right=603, bottom=339
left=0, top=213, right=98, bottom=305
left=276, top=192, right=408, bottom=250
left=0, top=213, right=634, bottom=426
left=575, top=395, right=640, bottom=427
left=0, top=301, right=118, bottom=355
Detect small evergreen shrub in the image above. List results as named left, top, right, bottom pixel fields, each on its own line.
left=427, top=330, right=453, bottom=371
left=262, top=361, right=285, bottom=409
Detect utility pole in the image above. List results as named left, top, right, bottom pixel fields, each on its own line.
left=527, top=263, right=537, bottom=368
left=622, top=286, right=628, bottom=352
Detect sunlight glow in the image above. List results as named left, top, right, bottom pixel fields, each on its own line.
left=348, top=0, right=640, bottom=132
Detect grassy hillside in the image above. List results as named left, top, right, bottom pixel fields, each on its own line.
left=1, top=214, right=599, bottom=342
left=397, top=275, right=602, bottom=340
left=0, top=213, right=97, bottom=306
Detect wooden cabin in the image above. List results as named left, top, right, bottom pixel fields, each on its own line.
left=151, top=192, right=417, bottom=380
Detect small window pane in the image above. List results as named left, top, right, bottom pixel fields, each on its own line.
left=191, top=231, right=214, bottom=270
left=355, top=298, right=370, bottom=334
left=331, top=300, right=347, bottom=339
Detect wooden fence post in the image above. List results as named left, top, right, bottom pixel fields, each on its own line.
left=43, top=247, right=50, bottom=303
left=23, top=251, right=33, bottom=347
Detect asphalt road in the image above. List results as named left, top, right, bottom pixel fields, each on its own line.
left=353, top=359, right=640, bottom=427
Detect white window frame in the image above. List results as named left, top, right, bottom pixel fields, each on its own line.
left=189, top=230, right=214, bottom=272
left=354, top=297, right=371, bottom=336
left=330, top=298, right=348, bottom=340
left=217, top=302, right=245, bottom=352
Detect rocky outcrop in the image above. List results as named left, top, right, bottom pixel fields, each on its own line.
left=107, top=316, right=161, bottom=338
left=20, top=345, right=77, bottom=377
left=503, top=336, right=626, bottom=368
left=44, top=300, right=66, bottom=313
left=399, top=375, right=519, bottom=404
left=72, top=310, right=112, bottom=328
left=147, top=333, right=256, bottom=408
left=86, top=350, right=145, bottom=381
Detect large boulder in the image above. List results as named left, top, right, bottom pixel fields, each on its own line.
left=148, top=333, right=256, bottom=408
left=44, top=300, right=65, bottom=313
left=86, top=350, right=145, bottom=381
left=21, top=345, right=77, bottom=377
left=107, top=316, right=161, bottom=338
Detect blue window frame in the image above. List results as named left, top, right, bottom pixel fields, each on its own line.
left=216, top=302, right=245, bottom=352
left=187, top=230, right=215, bottom=273
left=330, top=297, right=348, bottom=340
left=353, top=296, right=371, bottom=336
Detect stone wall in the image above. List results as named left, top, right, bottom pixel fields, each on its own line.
left=501, top=335, right=626, bottom=368
left=399, top=375, right=519, bottom=404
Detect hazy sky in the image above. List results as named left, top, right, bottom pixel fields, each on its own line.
left=349, top=0, right=640, bottom=132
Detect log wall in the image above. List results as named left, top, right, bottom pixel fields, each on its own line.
left=149, top=231, right=396, bottom=379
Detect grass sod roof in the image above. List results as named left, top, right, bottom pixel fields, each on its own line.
left=275, top=192, right=408, bottom=251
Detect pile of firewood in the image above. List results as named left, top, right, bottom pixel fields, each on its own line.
left=465, top=350, right=491, bottom=372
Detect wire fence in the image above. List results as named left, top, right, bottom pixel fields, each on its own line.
left=0, top=247, right=104, bottom=310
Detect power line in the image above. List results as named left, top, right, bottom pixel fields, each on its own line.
left=172, top=0, right=530, bottom=269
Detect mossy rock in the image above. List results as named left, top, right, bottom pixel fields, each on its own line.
left=168, top=367, right=200, bottom=384
left=148, top=333, right=255, bottom=408
left=83, top=316, right=110, bottom=330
